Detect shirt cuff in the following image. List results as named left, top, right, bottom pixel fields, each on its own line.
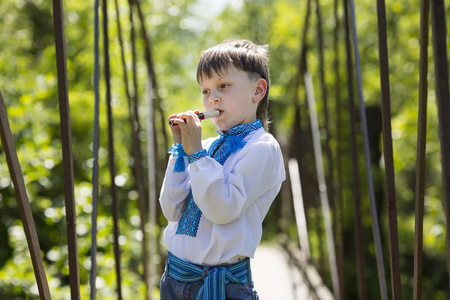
left=169, top=143, right=187, bottom=173
left=168, top=143, right=186, bottom=156
left=188, top=149, right=207, bottom=164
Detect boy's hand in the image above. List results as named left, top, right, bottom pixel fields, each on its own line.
left=169, top=110, right=203, bottom=156
left=168, top=113, right=182, bottom=144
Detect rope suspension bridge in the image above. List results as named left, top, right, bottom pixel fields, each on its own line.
left=0, top=0, right=449, bottom=299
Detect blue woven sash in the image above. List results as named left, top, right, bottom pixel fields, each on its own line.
left=167, top=253, right=249, bottom=300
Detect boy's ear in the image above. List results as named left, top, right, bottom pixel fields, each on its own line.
left=252, top=78, right=268, bottom=103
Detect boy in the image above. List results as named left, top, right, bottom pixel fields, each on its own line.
left=159, top=39, right=285, bottom=300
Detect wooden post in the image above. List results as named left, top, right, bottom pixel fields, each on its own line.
left=430, top=0, right=450, bottom=290
left=0, top=91, right=52, bottom=299
left=413, top=0, right=430, bottom=298
left=52, top=0, right=81, bottom=297
left=375, top=0, right=402, bottom=298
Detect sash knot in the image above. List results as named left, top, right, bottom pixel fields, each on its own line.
left=167, top=253, right=249, bottom=300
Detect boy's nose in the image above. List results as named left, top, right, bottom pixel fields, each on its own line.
left=209, top=94, right=220, bottom=104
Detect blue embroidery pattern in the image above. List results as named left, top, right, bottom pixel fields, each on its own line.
left=176, top=193, right=201, bottom=237
left=188, top=149, right=207, bottom=164
left=176, top=120, right=262, bottom=237
left=208, top=120, right=262, bottom=165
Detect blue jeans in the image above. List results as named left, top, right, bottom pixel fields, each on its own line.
left=160, top=258, right=259, bottom=300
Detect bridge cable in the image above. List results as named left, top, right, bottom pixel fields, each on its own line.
left=375, top=0, right=402, bottom=298
left=288, top=0, right=312, bottom=264
left=132, top=0, right=169, bottom=153
left=292, top=0, right=329, bottom=281
left=430, top=0, right=450, bottom=290
left=333, top=0, right=346, bottom=298
left=0, top=92, right=52, bottom=299
left=303, top=58, right=341, bottom=300
left=90, top=0, right=101, bottom=298
left=52, top=0, right=81, bottom=298
left=314, top=1, right=341, bottom=297
left=293, top=0, right=312, bottom=110
left=347, top=0, right=389, bottom=298
left=413, top=0, right=430, bottom=298
left=102, top=0, right=123, bottom=297
left=342, top=0, right=367, bottom=298
left=114, top=0, right=150, bottom=297
left=131, top=0, right=163, bottom=291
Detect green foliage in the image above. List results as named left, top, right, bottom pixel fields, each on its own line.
left=0, top=0, right=449, bottom=298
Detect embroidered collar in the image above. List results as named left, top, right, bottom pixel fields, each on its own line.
left=208, top=119, right=262, bottom=165
left=217, top=119, right=263, bottom=138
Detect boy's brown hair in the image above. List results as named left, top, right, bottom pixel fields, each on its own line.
left=197, top=39, right=270, bottom=130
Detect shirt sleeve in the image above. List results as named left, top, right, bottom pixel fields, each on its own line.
left=189, top=138, right=285, bottom=224
left=159, top=155, right=191, bottom=222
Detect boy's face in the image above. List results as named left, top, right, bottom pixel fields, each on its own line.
left=200, top=66, right=266, bottom=132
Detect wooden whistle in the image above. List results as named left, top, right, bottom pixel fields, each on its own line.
left=168, top=110, right=220, bottom=126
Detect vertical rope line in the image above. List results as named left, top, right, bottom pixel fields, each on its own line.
left=315, top=0, right=335, bottom=224
left=343, top=0, right=366, bottom=298
left=129, top=0, right=138, bottom=108
left=129, top=2, right=155, bottom=295
left=114, top=0, right=150, bottom=297
left=90, top=0, right=101, bottom=298
left=0, top=92, right=52, bottom=299
left=290, top=34, right=311, bottom=261
left=132, top=0, right=161, bottom=291
left=314, top=0, right=340, bottom=297
left=333, top=0, right=345, bottom=298
left=114, top=0, right=131, bottom=103
left=375, top=0, right=402, bottom=298
left=413, top=0, right=430, bottom=298
left=430, top=0, right=450, bottom=290
left=102, top=0, right=123, bottom=297
left=132, top=0, right=169, bottom=151
left=315, top=2, right=341, bottom=297
left=296, top=0, right=328, bottom=275
left=304, top=62, right=340, bottom=300
left=293, top=0, right=312, bottom=109
left=51, top=0, right=81, bottom=298
left=129, top=0, right=139, bottom=123
left=289, top=158, right=311, bottom=256
left=146, top=76, right=157, bottom=297
left=348, top=0, right=389, bottom=298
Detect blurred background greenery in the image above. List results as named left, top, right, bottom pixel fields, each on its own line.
left=0, top=0, right=449, bottom=299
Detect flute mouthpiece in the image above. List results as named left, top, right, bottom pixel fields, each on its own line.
left=198, top=110, right=220, bottom=120
left=168, top=110, right=220, bottom=126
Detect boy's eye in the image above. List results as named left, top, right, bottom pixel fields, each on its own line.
left=219, top=84, right=230, bottom=89
left=202, top=90, right=210, bottom=95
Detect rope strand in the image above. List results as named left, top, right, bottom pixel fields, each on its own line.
left=90, top=0, right=101, bottom=298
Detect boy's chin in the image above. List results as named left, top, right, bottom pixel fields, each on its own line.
left=212, top=120, right=228, bottom=131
